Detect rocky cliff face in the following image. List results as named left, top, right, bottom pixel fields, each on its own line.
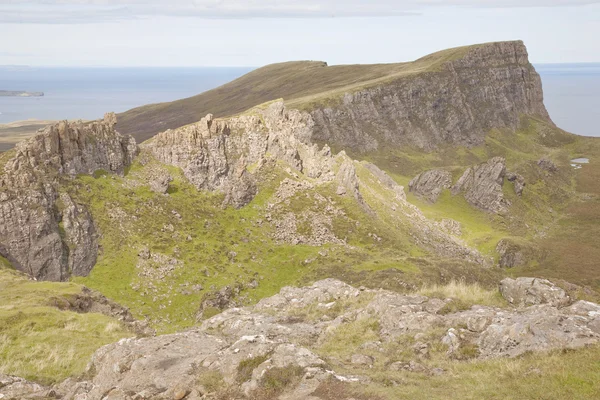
left=0, top=114, right=137, bottom=280
left=310, top=41, right=551, bottom=153
left=145, top=102, right=333, bottom=208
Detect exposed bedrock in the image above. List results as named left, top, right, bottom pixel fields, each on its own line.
left=310, top=41, right=552, bottom=153
left=0, top=113, right=137, bottom=280
left=8, top=277, right=598, bottom=399
left=145, top=102, right=334, bottom=208
left=451, top=156, right=509, bottom=214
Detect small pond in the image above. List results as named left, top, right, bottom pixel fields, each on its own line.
left=570, top=158, right=590, bottom=164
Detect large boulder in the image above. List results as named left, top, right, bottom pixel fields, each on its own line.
left=452, top=157, right=509, bottom=213
left=499, top=277, right=571, bottom=307
left=409, top=169, right=452, bottom=203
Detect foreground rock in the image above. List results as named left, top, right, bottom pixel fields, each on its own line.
left=0, top=113, right=137, bottom=280
left=7, top=277, right=598, bottom=399
left=499, top=277, right=570, bottom=307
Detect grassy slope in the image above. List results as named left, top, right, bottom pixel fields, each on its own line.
left=67, top=150, right=505, bottom=335
left=0, top=258, right=132, bottom=384
left=116, top=43, right=479, bottom=143
left=366, top=115, right=600, bottom=293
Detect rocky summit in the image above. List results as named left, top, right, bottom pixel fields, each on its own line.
left=1, top=40, right=600, bottom=400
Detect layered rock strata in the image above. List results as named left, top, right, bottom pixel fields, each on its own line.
left=310, top=41, right=552, bottom=153
left=0, top=114, right=137, bottom=280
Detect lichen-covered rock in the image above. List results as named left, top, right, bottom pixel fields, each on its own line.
left=0, top=114, right=137, bottom=281
left=499, top=277, right=571, bottom=307
left=310, top=41, right=552, bottom=153
left=43, top=278, right=600, bottom=399
left=496, top=239, right=527, bottom=268
left=0, top=374, right=49, bottom=399
left=148, top=171, right=172, bottom=194
left=452, top=157, right=509, bottom=213
left=409, top=169, right=452, bottom=202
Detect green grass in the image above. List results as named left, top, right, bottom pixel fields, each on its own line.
left=69, top=154, right=436, bottom=333
left=356, top=346, right=600, bottom=400
left=0, top=261, right=131, bottom=384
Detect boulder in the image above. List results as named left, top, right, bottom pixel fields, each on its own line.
left=452, top=157, right=509, bottom=213
left=537, top=158, right=558, bottom=173
left=149, top=171, right=172, bottom=194
left=506, top=172, right=526, bottom=196
left=408, top=169, right=452, bottom=203
left=499, top=277, right=570, bottom=307
left=496, top=239, right=525, bottom=268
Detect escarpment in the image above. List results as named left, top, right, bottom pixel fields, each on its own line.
left=0, top=113, right=137, bottom=280
left=145, top=102, right=333, bottom=208
left=308, top=41, right=551, bottom=153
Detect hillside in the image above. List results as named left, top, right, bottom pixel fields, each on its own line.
left=1, top=40, right=600, bottom=399
left=117, top=41, right=534, bottom=144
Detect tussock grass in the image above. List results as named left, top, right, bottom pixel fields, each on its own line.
left=0, top=263, right=132, bottom=384
left=416, top=279, right=506, bottom=309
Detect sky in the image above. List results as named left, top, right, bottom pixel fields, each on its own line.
left=1, top=1, right=599, bottom=66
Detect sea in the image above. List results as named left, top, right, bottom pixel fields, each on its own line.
left=0, top=64, right=598, bottom=137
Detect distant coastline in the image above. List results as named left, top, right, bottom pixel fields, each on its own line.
left=0, top=90, right=44, bottom=97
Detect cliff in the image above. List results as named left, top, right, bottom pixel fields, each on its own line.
left=307, top=41, right=551, bottom=152
left=0, top=113, right=137, bottom=280
left=117, top=41, right=550, bottom=152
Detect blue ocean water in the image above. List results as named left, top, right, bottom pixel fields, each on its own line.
left=535, top=63, right=600, bottom=137
left=0, top=67, right=253, bottom=123
left=0, top=64, right=598, bottom=137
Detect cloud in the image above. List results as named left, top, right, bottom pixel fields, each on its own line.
left=1, top=0, right=599, bottom=24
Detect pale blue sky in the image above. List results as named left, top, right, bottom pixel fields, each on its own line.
left=1, top=1, right=599, bottom=66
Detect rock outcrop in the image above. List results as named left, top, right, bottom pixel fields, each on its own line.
left=0, top=114, right=137, bottom=280
left=310, top=41, right=552, bottom=153
left=452, top=157, right=509, bottom=213
left=499, top=277, right=571, bottom=307
left=408, top=169, right=452, bottom=202
left=12, top=277, right=599, bottom=399
left=145, top=102, right=333, bottom=208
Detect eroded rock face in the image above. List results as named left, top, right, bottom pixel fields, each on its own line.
left=0, top=114, right=137, bottom=280
left=25, top=278, right=598, bottom=400
left=409, top=169, right=452, bottom=202
left=452, top=157, right=509, bottom=213
left=145, top=102, right=332, bottom=208
left=310, top=41, right=552, bottom=153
